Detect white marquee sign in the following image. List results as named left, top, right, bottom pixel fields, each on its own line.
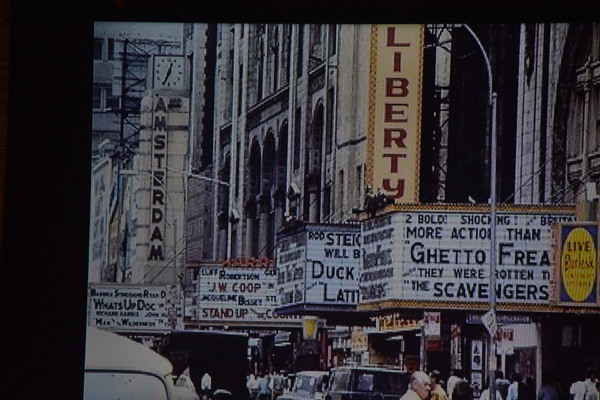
left=195, top=264, right=301, bottom=326
left=87, top=284, right=180, bottom=333
left=360, top=207, right=574, bottom=308
left=277, top=224, right=361, bottom=309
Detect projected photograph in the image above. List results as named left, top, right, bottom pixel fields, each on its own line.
left=86, top=22, right=600, bottom=400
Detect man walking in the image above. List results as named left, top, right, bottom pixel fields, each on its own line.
left=401, top=371, right=432, bottom=400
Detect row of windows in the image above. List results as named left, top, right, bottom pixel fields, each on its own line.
left=94, top=38, right=116, bottom=61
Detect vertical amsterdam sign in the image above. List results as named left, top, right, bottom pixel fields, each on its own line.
left=148, top=96, right=169, bottom=263
left=366, top=24, right=424, bottom=203
left=137, top=94, right=189, bottom=283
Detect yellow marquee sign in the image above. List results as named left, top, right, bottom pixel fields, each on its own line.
left=556, top=223, right=600, bottom=306
left=366, top=24, right=424, bottom=203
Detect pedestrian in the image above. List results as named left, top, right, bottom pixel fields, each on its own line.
left=248, top=373, right=260, bottom=400
left=508, top=373, right=522, bottom=400
left=520, top=377, right=535, bottom=400
left=258, top=374, right=272, bottom=400
left=430, top=370, right=449, bottom=400
left=201, top=372, right=213, bottom=400
left=453, top=379, right=473, bottom=400
left=400, top=371, right=432, bottom=400
left=448, top=370, right=465, bottom=400
left=582, top=368, right=599, bottom=400
left=495, top=371, right=511, bottom=400
left=538, top=374, right=559, bottom=400
left=271, top=371, right=285, bottom=400
left=176, top=367, right=198, bottom=394
left=480, top=383, right=503, bottom=400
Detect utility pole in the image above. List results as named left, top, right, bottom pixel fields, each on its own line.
left=463, top=24, right=498, bottom=400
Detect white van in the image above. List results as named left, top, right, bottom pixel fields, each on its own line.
left=84, top=327, right=198, bottom=400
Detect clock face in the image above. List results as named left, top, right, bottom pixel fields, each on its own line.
left=153, top=55, right=185, bottom=90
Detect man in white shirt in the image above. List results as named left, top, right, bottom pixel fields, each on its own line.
left=583, top=368, right=598, bottom=400
left=447, top=370, right=464, bottom=400
left=508, top=374, right=522, bottom=400
left=400, top=371, right=432, bottom=400
left=201, top=372, right=213, bottom=400
left=480, top=386, right=503, bottom=400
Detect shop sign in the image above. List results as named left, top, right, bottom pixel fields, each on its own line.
left=555, top=223, right=600, bottom=307
left=351, top=329, right=368, bottom=352
left=373, top=313, right=420, bottom=332
left=496, top=328, right=514, bottom=355
left=360, top=206, right=574, bottom=308
left=195, top=263, right=301, bottom=326
left=481, top=308, right=497, bottom=337
left=423, top=311, right=441, bottom=338
left=366, top=24, right=423, bottom=202
left=466, top=313, right=531, bottom=325
left=87, top=284, right=179, bottom=333
left=89, top=158, right=111, bottom=282
left=277, top=224, right=361, bottom=308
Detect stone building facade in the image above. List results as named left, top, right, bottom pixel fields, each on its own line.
left=185, top=23, right=600, bottom=264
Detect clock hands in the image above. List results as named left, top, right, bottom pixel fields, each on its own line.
left=162, top=62, right=173, bottom=85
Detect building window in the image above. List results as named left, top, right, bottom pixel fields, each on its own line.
left=93, top=85, right=112, bottom=111
left=593, top=84, right=600, bottom=153
left=567, top=90, right=585, bottom=159
left=337, top=169, right=344, bottom=220
left=294, top=107, right=302, bottom=170
left=272, top=26, right=280, bottom=93
left=238, top=63, right=243, bottom=116
left=283, top=25, right=292, bottom=86
left=107, top=38, right=115, bottom=61
left=297, top=25, right=304, bottom=78
left=257, top=38, right=265, bottom=101
left=94, top=38, right=103, bottom=60
left=309, top=24, right=323, bottom=68
left=328, top=24, right=337, bottom=56
left=323, top=185, right=331, bottom=222
left=326, top=88, right=335, bottom=154
left=356, top=164, right=364, bottom=210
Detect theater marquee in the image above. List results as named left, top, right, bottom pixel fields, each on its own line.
left=366, top=24, right=424, bottom=203
left=359, top=205, right=575, bottom=311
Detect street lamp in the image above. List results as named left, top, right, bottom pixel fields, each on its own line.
left=462, top=24, right=498, bottom=400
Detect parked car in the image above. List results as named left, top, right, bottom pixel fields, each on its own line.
left=84, top=327, right=198, bottom=400
left=325, top=366, right=409, bottom=400
left=278, top=371, right=330, bottom=400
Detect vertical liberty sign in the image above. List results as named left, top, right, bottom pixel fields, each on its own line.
left=366, top=25, right=424, bottom=202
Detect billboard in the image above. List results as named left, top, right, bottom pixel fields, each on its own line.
left=360, top=205, right=575, bottom=310
left=555, top=223, right=600, bottom=306
left=276, top=223, right=361, bottom=311
left=194, top=262, right=302, bottom=327
left=366, top=24, right=424, bottom=202
left=87, top=284, right=181, bottom=333
left=88, top=158, right=112, bottom=283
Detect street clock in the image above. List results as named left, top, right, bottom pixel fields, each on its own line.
left=153, top=55, right=185, bottom=90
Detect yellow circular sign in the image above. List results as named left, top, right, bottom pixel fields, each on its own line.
left=561, top=227, right=597, bottom=302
